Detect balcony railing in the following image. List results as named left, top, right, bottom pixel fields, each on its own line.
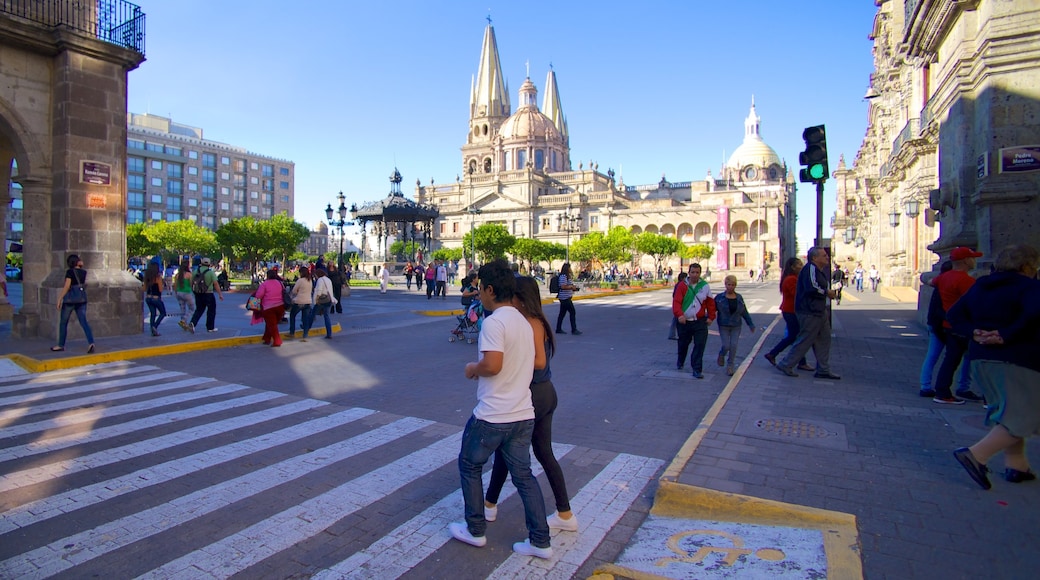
left=891, top=118, right=920, bottom=156
left=0, top=0, right=146, bottom=54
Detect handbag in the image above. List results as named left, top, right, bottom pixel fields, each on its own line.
left=315, top=293, right=332, bottom=305
left=246, top=293, right=262, bottom=312
left=64, top=270, right=88, bottom=304
left=342, top=284, right=351, bottom=298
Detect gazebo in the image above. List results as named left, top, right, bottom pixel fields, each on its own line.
left=352, top=168, right=439, bottom=269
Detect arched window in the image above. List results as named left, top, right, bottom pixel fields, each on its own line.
left=645, top=224, right=659, bottom=234
left=535, top=150, right=545, bottom=170
left=517, top=150, right=527, bottom=169
left=468, top=160, right=477, bottom=175
left=694, top=222, right=712, bottom=242
left=630, top=225, right=643, bottom=235
left=678, top=223, right=694, bottom=241
left=484, top=158, right=492, bottom=173
left=731, top=221, right=749, bottom=241
left=661, top=224, right=676, bottom=237
left=749, top=220, right=768, bottom=240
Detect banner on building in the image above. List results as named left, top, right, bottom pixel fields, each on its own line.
left=716, top=206, right=729, bottom=271
left=999, top=145, right=1040, bottom=174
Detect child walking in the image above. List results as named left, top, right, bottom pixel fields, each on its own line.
left=714, top=275, right=756, bottom=376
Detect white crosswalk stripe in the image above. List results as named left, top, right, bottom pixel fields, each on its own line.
left=0, top=362, right=152, bottom=391
left=0, top=364, right=664, bottom=579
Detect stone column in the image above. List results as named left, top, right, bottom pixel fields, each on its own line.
left=11, top=176, right=50, bottom=337
left=0, top=149, right=11, bottom=321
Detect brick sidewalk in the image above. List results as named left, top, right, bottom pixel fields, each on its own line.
left=674, top=292, right=1040, bottom=577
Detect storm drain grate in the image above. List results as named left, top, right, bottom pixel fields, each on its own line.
left=754, top=418, right=833, bottom=439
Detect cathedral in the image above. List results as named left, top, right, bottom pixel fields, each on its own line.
left=416, top=22, right=797, bottom=276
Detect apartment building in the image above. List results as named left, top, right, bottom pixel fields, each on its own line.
left=126, top=113, right=294, bottom=228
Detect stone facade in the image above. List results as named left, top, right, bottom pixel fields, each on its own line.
left=843, top=0, right=1040, bottom=308
left=0, top=4, right=146, bottom=338
left=417, top=23, right=797, bottom=276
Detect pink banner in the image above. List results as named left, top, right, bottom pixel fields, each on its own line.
left=716, top=206, right=730, bottom=271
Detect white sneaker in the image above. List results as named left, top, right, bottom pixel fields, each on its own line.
left=449, top=522, right=486, bottom=547
left=547, top=512, right=579, bottom=532
left=484, top=504, right=497, bottom=522
left=512, top=539, right=552, bottom=559
left=207, top=328, right=219, bottom=333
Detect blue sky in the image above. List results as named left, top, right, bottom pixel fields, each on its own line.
left=127, top=0, right=878, bottom=248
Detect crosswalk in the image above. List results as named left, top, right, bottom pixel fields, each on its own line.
left=0, top=362, right=663, bottom=578
left=579, top=291, right=778, bottom=315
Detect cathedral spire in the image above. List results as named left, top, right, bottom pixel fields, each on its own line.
left=470, top=21, right=510, bottom=122
left=542, top=65, right=568, bottom=139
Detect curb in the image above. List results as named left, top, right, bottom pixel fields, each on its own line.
left=1, top=323, right=343, bottom=373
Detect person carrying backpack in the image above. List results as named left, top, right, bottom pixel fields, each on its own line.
left=188, top=257, right=223, bottom=333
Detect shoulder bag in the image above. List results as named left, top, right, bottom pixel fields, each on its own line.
left=64, top=270, right=88, bottom=304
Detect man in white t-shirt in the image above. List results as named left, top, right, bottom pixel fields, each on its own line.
left=449, top=259, right=552, bottom=559
left=435, top=259, right=448, bottom=299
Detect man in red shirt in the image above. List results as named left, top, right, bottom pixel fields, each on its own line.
left=672, top=263, right=717, bottom=378
left=931, top=247, right=985, bottom=404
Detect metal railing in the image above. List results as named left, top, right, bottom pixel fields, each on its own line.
left=891, top=118, right=921, bottom=155
left=0, top=0, right=145, bottom=54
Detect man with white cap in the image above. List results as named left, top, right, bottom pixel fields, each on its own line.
left=930, top=247, right=985, bottom=404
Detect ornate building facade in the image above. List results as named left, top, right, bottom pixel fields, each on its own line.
left=838, top=0, right=1040, bottom=304
left=417, top=23, right=797, bottom=275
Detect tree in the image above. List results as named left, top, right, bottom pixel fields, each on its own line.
left=568, top=231, right=603, bottom=265
left=635, top=232, right=682, bottom=277
left=390, top=240, right=422, bottom=261
left=462, top=223, right=516, bottom=263
left=685, top=243, right=715, bottom=262
left=602, top=226, right=635, bottom=266
left=510, top=238, right=546, bottom=272
left=126, top=222, right=159, bottom=262
left=432, top=247, right=463, bottom=262
left=215, top=217, right=267, bottom=274
left=265, top=213, right=311, bottom=267
left=148, top=219, right=218, bottom=264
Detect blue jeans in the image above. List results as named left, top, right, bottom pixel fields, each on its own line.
left=458, top=416, right=549, bottom=548
left=58, top=303, right=94, bottom=347
left=289, top=303, right=312, bottom=335
left=145, top=296, right=167, bottom=330
left=311, top=302, right=332, bottom=337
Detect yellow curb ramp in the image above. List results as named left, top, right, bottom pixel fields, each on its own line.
left=414, top=284, right=669, bottom=317
left=592, top=315, right=863, bottom=580
left=1, top=323, right=343, bottom=373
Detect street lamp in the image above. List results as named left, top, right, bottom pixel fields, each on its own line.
left=467, top=206, right=482, bottom=269
left=325, top=191, right=355, bottom=270
left=888, top=209, right=901, bottom=228
left=904, top=198, right=920, bottom=218
left=557, top=204, right=580, bottom=262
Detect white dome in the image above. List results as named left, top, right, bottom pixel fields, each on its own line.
left=498, top=78, right=561, bottom=141
left=727, top=98, right=781, bottom=169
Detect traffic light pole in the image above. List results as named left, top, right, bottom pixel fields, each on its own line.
left=815, top=180, right=825, bottom=249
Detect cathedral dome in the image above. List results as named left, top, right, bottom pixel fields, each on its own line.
left=727, top=98, right=781, bottom=170
left=498, top=78, right=560, bottom=141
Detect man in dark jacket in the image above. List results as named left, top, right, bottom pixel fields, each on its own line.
left=777, top=247, right=840, bottom=379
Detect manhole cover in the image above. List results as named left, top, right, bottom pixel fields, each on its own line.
left=755, top=418, right=833, bottom=439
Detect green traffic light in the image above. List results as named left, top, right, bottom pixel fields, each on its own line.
left=809, top=164, right=826, bottom=180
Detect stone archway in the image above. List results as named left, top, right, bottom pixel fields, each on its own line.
left=1, top=7, right=147, bottom=338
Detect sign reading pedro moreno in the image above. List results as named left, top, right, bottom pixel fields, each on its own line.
left=80, top=160, right=112, bottom=185
left=999, top=145, right=1040, bottom=174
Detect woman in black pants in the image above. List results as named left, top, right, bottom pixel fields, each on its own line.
left=483, top=276, right=577, bottom=531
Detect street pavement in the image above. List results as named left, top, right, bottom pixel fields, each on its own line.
left=0, top=281, right=1036, bottom=578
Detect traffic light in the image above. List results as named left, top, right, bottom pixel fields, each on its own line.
left=798, top=125, right=828, bottom=183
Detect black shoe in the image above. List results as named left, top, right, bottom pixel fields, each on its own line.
left=955, top=390, right=985, bottom=402
left=1005, top=468, right=1037, bottom=483
left=763, top=353, right=776, bottom=366
left=570, top=330, right=582, bottom=335
left=814, top=372, right=842, bottom=380
left=556, top=329, right=566, bottom=334
left=668, top=336, right=678, bottom=341
left=953, top=447, right=991, bottom=490
left=919, top=389, right=936, bottom=398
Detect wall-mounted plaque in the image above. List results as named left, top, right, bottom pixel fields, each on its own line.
left=81, top=161, right=112, bottom=185
left=999, top=145, right=1040, bottom=174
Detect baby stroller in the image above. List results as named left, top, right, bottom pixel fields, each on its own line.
left=449, top=299, right=483, bottom=344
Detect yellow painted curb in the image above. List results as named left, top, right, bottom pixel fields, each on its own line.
left=1, top=323, right=342, bottom=373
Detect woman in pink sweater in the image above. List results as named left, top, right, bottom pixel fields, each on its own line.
left=253, top=269, right=286, bottom=347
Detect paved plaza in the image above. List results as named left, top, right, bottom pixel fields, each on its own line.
left=0, top=283, right=1036, bottom=578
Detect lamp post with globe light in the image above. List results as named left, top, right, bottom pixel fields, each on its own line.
left=325, top=191, right=356, bottom=271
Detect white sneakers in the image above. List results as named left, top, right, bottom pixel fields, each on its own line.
left=448, top=522, right=486, bottom=547
left=547, top=512, right=579, bottom=532
left=512, top=539, right=553, bottom=559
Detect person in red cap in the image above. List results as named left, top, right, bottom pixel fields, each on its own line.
left=930, top=247, right=985, bottom=404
